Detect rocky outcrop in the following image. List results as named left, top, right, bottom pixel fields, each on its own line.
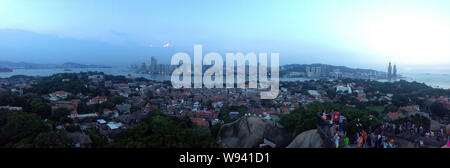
left=287, top=129, right=324, bottom=148
left=218, top=117, right=292, bottom=148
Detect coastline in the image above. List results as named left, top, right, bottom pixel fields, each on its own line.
left=0, top=67, right=448, bottom=89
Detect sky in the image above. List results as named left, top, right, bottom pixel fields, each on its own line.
left=0, top=0, right=450, bottom=73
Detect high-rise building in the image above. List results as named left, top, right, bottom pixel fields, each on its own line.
left=140, top=62, right=147, bottom=72
left=151, top=56, right=158, bottom=73
left=393, top=64, right=397, bottom=78
left=387, top=62, right=392, bottom=80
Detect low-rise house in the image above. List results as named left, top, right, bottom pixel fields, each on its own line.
left=104, top=81, right=113, bottom=88
left=191, top=118, right=209, bottom=127
left=384, top=112, right=405, bottom=121
left=191, top=110, right=218, bottom=120
left=52, top=100, right=80, bottom=115
left=116, top=104, right=131, bottom=114
left=49, top=91, right=71, bottom=101
left=103, top=109, right=119, bottom=118
left=97, top=119, right=107, bottom=124
left=87, top=96, right=107, bottom=105
left=281, top=107, right=290, bottom=115
left=88, top=75, right=104, bottom=83
left=211, top=119, right=223, bottom=126
left=68, top=113, right=98, bottom=119
left=399, top=105, right=420, bottom=113
left=336, top=85, right=352, bottom=94
left=308, top=90, right=320, bottom=98
left=357, top=93, right=369, bottom=102
left=113, top=83, right=129, bottom=89
left=229, top=112, right=240, bottom=119
left=107, top=121, right=123, bottom=130
left=0, top=106, right=22, bottom=111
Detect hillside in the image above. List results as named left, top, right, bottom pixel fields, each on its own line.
left=0, top=61, right=111, bottom=69
left=280, top=63, right=386, bottom=78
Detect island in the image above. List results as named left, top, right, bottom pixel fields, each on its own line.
left=0, top=68, right=13, bottom=73
left=0, top=61, right=111, bottom=69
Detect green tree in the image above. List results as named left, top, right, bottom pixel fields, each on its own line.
left=0, top=111, right=50, bottom=147
left=111, top=96, right=126, bottom=105
left=50, top=108, right=71, bottom=122
left=30, top=98, right=51, bottom=118
left=430, top=102, right=447, bottom=117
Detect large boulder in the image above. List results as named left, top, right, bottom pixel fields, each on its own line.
left=447, top=124, right=450, bottom=135
left=218, top=117, right=292, bottom=148
left=287, top=129, right=324, bottom=148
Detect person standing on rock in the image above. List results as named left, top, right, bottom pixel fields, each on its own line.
left=362, top=130, right=368, bottom=147
left=334, top=133, right=340, bottom=148
left=332, top=111, right=340, bottom=124
left=446, top=124, right=450, bottom=146
left=339, top=115, right=345, bottom=132
left=344, top=136, right=349, bottom=147
left=357, top=135, right=363, bottom=148
left=389, top=139, right=395, bottom=148
left=330, top=124, right=336, bottom=137
left=419, top=126, right=423, bottom=136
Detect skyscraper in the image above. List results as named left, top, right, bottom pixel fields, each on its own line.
left=387, top=62, right=392, bottom=80
left=393, top=64, right=397, bottom=78
left=151, top=56, right=158, bottom=73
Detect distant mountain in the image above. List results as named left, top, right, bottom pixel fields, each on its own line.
left=0, top=61, right=111, bottom=69
left=282, top=63, right=383, bottom=73
left=280, top=63, right=386, bottom=78
left=0, top=68, right=13, bottom=73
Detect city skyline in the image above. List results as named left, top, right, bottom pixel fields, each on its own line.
left=0, top=0, right=450, bottom=74
left=0, top=0, right=449, bottom=152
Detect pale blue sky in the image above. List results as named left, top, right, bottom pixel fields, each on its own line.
left=0, top=0, right=449, bottom=73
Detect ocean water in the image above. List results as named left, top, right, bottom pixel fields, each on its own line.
left=0, top=67, right=449, bottom=89
left=0, top=67, right=172, bottom=81
left=402, top=73, right=450, bottom=89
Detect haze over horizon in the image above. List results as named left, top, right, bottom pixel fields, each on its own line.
left=1, top=0, right=450, bottom=74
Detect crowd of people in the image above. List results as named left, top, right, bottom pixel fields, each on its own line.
left=321, top=111, right=450, bottom=148
left=321, top=110, right=346, bottom=148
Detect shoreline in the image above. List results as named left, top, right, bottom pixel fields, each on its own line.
left=0, top=67, right=448, bottom=90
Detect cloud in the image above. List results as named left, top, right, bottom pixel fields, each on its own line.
left=163, top=42, right=171, bottom=48
left=148, top=42, right=172, bottom=48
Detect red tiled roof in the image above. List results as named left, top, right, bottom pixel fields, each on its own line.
left=386, top=112, right=403, bottom=118
left=282, top=107, right=289, bottom=114
left=114, top=83, right=128, bottom=86
left=191, top=118, right=209, bottom=127
left=52, top=91, right=69, bottom=95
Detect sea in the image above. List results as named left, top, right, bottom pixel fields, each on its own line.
left=0, top=67, right=449, bottom=89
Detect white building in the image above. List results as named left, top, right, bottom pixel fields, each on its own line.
left=107, top=122, right=122, bottom=130
left=0, top=106, right=23, bottom=111
left=49, top=91, right=70, bottom=101
left=308, top=90, right=320, bottom=97
left=336, top=85, right=352, bottom=94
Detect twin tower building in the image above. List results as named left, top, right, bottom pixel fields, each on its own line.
left=387, top=62, right=397, bottom=80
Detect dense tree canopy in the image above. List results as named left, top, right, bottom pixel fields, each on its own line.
left=0, top=110, right=72, bottom=148
left=104, top=114, right=213, bottom=148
